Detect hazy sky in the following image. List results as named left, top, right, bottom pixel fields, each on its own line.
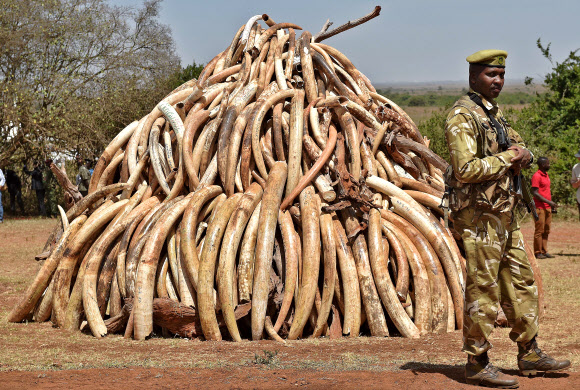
left=119, top=0, right=580, bottom=85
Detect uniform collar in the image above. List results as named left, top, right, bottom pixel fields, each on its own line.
left=536, top=169, right=549, bottom=177
left=469, top=88, right=498, bottom=111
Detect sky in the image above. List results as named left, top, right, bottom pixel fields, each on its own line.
left=119, top=0, right=580, bottom=85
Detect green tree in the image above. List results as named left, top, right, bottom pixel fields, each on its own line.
left=0, top=0, right=180, bottom=168
left=418, top=107, right=450, bottom=163
left=167, top=62, right=205, bottom=91
left=515, top=39, right=580, bottom=204
left=407, top=95, right=427, bottom=107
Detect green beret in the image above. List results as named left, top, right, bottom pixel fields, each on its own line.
left=466, top=49, right=508, bottom=68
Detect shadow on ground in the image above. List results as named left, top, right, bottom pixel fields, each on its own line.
left=399, top=361, right=570, bottom=386
left=400, top=362, right=465, bottom=384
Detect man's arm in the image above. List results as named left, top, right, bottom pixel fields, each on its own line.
left=531, top=187, right=556, bottom=208
left=571, top=169, right=580, bottom=189
left=503, top=116, right=533, bottom=170
left=508, top=145, right=533, bottom=173
left=445, top=109, right=518, bottom=183
left=0, top=169, right=5, bottom=187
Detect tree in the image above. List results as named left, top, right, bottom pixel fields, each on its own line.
left=167, top=62, right=205, bottom=91
left=418, top=107, right=450, bottom=163
left=0, top=0, right=180, bottom=168
left=515, top=39, right=580, bottom=205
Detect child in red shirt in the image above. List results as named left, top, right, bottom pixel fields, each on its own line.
left=531, top=157, right=557, bottom=258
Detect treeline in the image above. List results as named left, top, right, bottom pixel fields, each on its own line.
left=0, top=0, right=205, bottom=216
left=418, top=40, right=580, bottom=206
left=0, top=0, right=202, bottom=170
left=377, top=89, right=537, bottom=107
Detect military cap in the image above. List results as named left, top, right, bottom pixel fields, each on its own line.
left=466, top=49, right=508, bottom=68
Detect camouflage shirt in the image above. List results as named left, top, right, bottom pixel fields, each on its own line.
left=444, top=90, right=532, bottom=213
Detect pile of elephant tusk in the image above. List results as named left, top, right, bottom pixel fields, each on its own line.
left=9, top=12, right=468, bottom=342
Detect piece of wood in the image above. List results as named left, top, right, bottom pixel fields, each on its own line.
left=312, top=19, right=333, bottom=42
left=314, top=6, right=381, bottom=43
left=107, top=299, right=252, bottom=339
left=329, top=305, right=342, bottom=340
left=50, top=162, right=83, bottom=207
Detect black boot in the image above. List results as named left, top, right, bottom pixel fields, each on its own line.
left=517, top=336, right=571, bottom=376
left=465, top=352, right=519, bottom=388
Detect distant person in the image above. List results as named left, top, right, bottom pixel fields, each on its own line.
left=43, top=159, right=58, bottom=218
left=572, top=149, right=580, bottom=222
left=76, top=156, right=91, bottom=197
left=444, top=49, right=569, bottom=388
left=531, top=157, right=557, bottom=259
left=5, top=169, right=25, bottom=215
left=23, top=162, right=47, bottom=216
left=46, top=143, right=65, bottom=170
left=86, top=159, right=94, bottom=176
left=0, top=168, right=5, bottom=223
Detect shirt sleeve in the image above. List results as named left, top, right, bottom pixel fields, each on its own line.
left=445, top=108, right=517, bottom=184
left=531, top=171, right=540, bottom=188
left=0, top=169, right=5, bottom=187
left=573, top=165, right=580, bottom=180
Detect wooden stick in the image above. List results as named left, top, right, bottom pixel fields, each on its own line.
left=314, top=6, right=381, bottom=43
left=312, top=19, right=333, bottom=42
left=49, top=162, right=82, bottom=206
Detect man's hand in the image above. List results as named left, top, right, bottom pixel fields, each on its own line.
left=508, top=145, right=532, bottom=173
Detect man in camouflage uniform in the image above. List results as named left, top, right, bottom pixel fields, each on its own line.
left=445, top=50, right=570, bottom=388
left=23, top=161, right=47, bottom=217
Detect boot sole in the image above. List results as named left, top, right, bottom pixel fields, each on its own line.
left=520, top=365, right=570, bottom=377
left=465, top=378, right=519, bottom=388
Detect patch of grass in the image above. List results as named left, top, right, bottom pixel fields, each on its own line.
left=249, top=350, right=280, bottom=368
left=189, top=358, right=235, bottom=369
left=291, top=359, right=335, bottom=371
left=288, top=352, right=383, bottom=372
left=0, top=349, right=172, bottom=372
left=338, top=352, right=381, bottom=371
left=0, top=275, right=31, bottom=287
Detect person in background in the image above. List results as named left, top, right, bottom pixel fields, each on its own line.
left=572, top=149, right=580, bottom=222
left=86, top=159, right=94, bottom=176
left=531, top=157, right=557, bottom=259
left=23, top=161, right=46, bottom=216
left=76, top=156, right=91, bottom=197
left=43, top=159, right=58, bottom=218
left=5, top=169, right=25, bottom=215
left=0, top=168, right=5, bottom=223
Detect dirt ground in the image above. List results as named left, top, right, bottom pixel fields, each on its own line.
left=1, top=217, right=579, bottom=389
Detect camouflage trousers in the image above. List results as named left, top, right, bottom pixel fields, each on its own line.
left=453, top=208, right=539, bottom=356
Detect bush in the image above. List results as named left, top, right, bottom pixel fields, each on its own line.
left=418, top=107, right=450, bottom=163
left=513, top=39, right=580, bottom=205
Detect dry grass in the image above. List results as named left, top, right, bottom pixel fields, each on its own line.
left=403, top=104, right=531, bottom=125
